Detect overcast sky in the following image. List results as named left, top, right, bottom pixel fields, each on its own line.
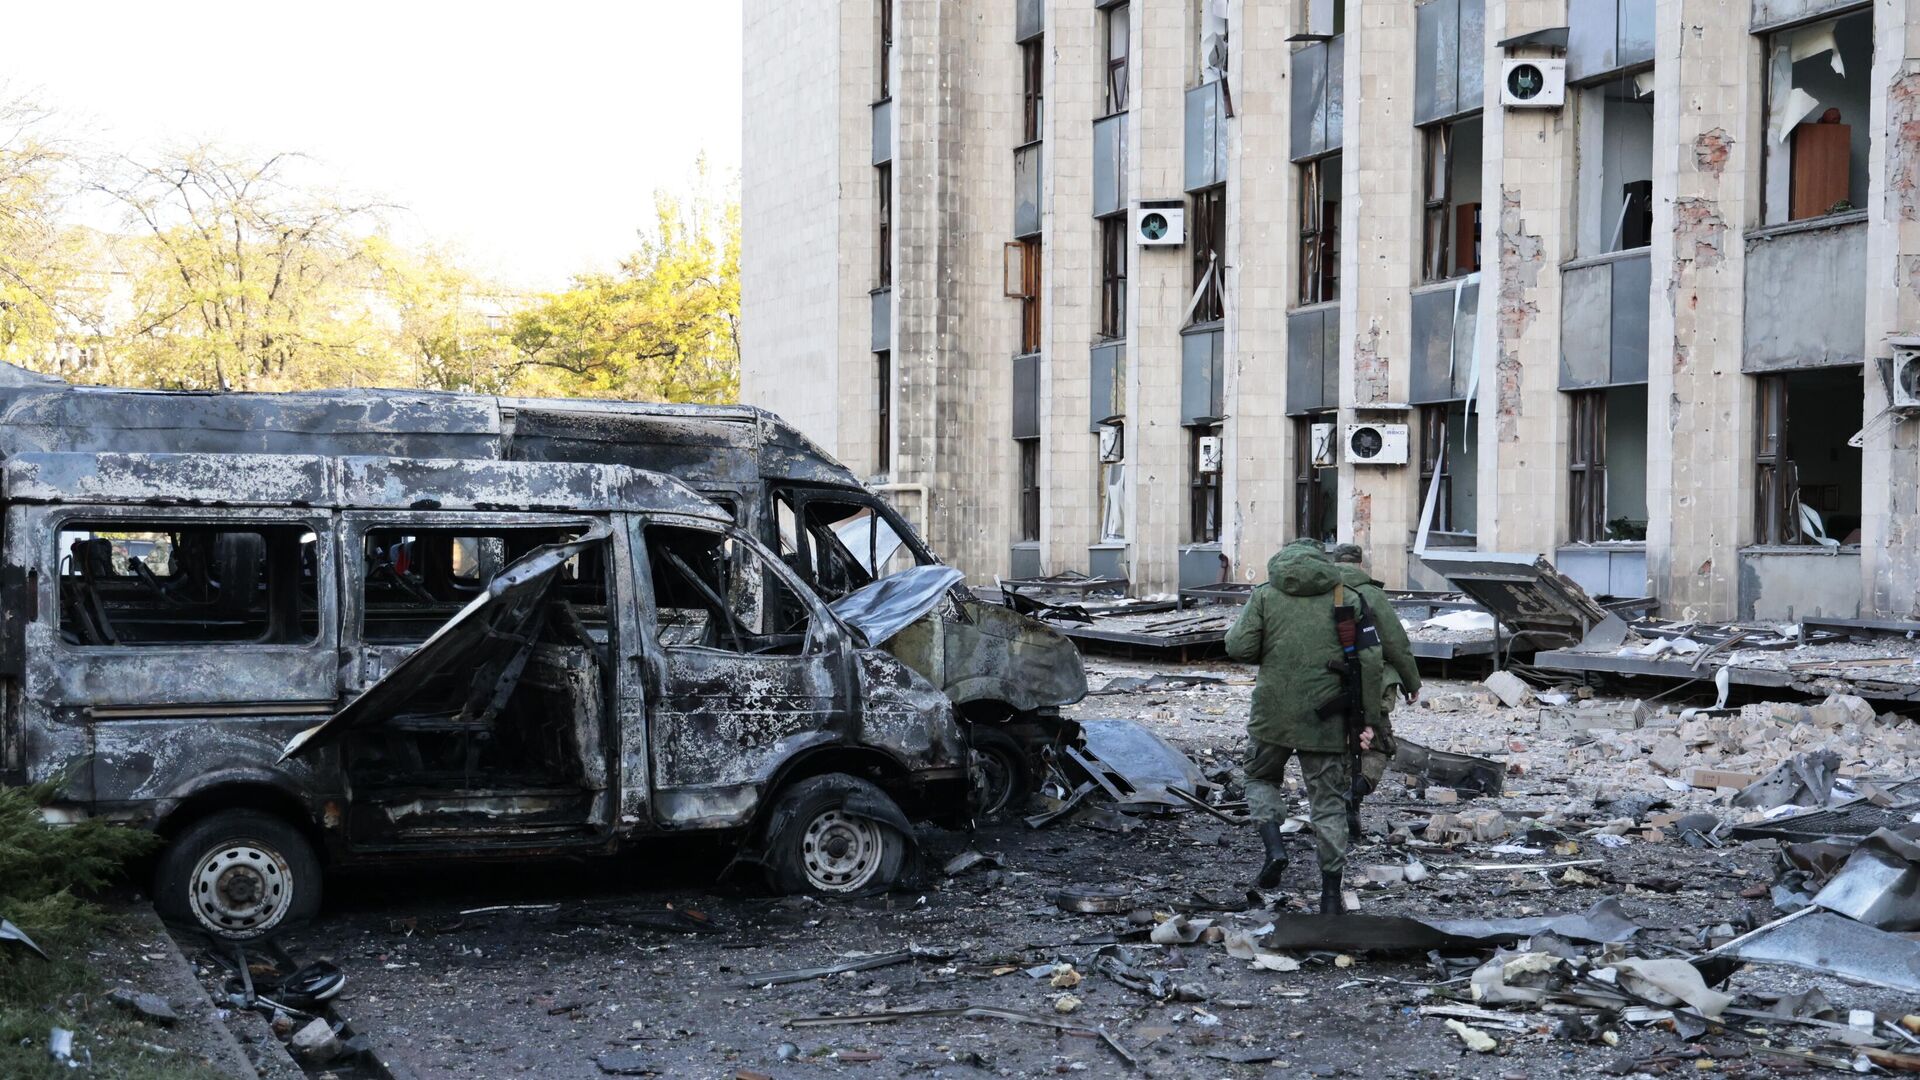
left=8, top=1, right=744, bottom=291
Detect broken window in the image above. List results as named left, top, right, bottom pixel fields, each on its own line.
left=1189, top=184, right=1226, bottom=324
left=1420, top=115, right=1482, bottom=283
left=1297, top=154, right=1341, bottom=305
left=1753, top=368, right=1863, bottom=546
left=1018, top=438, right=1041, bottom=542
left=361, top=525, right=605, bottom=644
left=1294, top=415, right=1335, bottom=543
left=1104, top=2, right=1130, bottom=114
left=1415, top=402, right=1478, bottom=537
left=876, top=163, right=892, bottom=288
left=1099, top=215, right=1128, bottom=340
left=1567, top=386, right=1649, bottom=543
left=1188, top=424, right=1222, bottom=543
left=58, top=521, right=317, bottom=647
left=1022, top=37, right=1045, bottom=143
left=877, top=0, right=893, bottom=101
left=875, top=350, right=892, bottom=474
left=1005, top=237, right=1043, bottom=354
left=645, top=525, right=814, bottom=656
left=1764, top=10, right=1872, bottom=224
left=1574, top=74, right=1654, bottom=255
left=1196, top=0, right=1228, bottom=85
left=1098, top=457, right=1126, bottom=543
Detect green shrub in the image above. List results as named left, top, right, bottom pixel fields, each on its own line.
left=0, top=782, right=155, bottom=984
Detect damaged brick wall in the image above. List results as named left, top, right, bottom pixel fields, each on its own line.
left=1495, top=187, right=1542, bottom=444
left=1352, top=319, right=1388, bottom=405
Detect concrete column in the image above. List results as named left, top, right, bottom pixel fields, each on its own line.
left=1337, top=0, right=1419, bottom=585
left=1041, top=1, right=1099, bottom=576
left=1121, top=0, right=1196, bottom=594
left=1481, top=0, right=1574, bottom=557
left=1646, top=0, right=1758, bottom=620
left=1862, top=0, right=1920, bottom=617
left=1222, top=0, right=1299, bottom=581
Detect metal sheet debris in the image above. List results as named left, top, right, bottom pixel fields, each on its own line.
left=1417, top=551, right=1612, bottom=648
left=826, top=565, right=966, bottom=647
left=1717, top=910, right=1920, bottom=994
left=1075, top=718, right=1208, bottom=808
left=0, top=918, right=47, bottom=960
left=1256, top=899, right=1641, bottom=953
left=1812, top=828, right=1920, bottom=931
left=1393, top=737, right=1505, bottom=797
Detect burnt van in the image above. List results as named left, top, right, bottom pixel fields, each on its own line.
left=1, top=451, right=970, bottom=939
left=0, top=367, right=1088, bottom=815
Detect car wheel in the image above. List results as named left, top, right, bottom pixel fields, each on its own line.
left=763, top=774, right=907, bottom=897
left=155, top=810, right=321, bottom=940
left=968, top=725, right=1031, bottom=820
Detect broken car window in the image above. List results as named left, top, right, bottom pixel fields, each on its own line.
left=362, top=526, right=607, bottom=643
left=57, top=522, right=318, bottom=647
left=794, top=499, right=923, bottom=599
left=645, top=525, right=814, bottom=656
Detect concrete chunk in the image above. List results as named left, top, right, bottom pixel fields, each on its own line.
left=1483, top=671, right=1534, bottom=709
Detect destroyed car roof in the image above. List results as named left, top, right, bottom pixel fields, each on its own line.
left=2, top=452, right=730, bottom=519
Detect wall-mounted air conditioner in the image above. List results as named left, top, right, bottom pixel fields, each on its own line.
left=1197, top=435, right=1222, bottom=474
left=1501, top=58, right=1565, bottom=109
left=1098, top=422, right=1125, bottom=463
left=1310, top=423, right=1337, bottom=467
left=1134, top=199, right=1186, bottom=246
left=1345, top=423, right=1410, bottom=466
left=1893, top=342, right=1920, bottom=410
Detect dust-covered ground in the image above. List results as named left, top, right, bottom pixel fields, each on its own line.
left=180, top=657, right=1920, bottom=1079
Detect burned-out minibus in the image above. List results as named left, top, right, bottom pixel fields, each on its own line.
left=1, top=450, right=973, bottom=939
left=0, top=366, right=1087, bottom=815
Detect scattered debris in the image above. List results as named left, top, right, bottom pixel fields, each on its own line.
left=741, top=946, right=955, bottom=988
left=1732, top=750, right=1844, bottom=810
left=1393, top=738, right=1505, bottom=797
left=1483, top=670, right=1535, bottom=709
left=1445, top=1019, right=1499, bottom=1053
left=1714, top=909, right=1920, bottom=994
left=106, top=987, right=179, bottom=1025
left=941, top=850, right=1005, bottom=876
left=1054, top=884, right=1135, bottom=914
left=1, top=917, right=48, bottom=960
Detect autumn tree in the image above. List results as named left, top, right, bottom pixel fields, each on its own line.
left=364, top=237, right=522, bottom=394
left=507, top=179, right=739, bottom=404
left=94, top=147, right=391, bottom=390
left=0, top=90, right=96, bottom=367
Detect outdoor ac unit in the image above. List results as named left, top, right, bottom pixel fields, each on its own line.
left=1134, top=199, right=1186, bottom=246
left=1310, top=423, right=1337, bottom=467
left=1501, top=58, right=1565, bottom=109
left=1894, top=346, right=1920, bottom=410
left=1197, top=435, right=1222, bottom=474
left=1345, top=422, right=1410, bottom=466
left=1098, top=422, right=1125, bottom=463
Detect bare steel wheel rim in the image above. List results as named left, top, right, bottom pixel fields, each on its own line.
left=799, top=809, right=884, bottom=893
left=977, top=748, right=1015, bottom=817
left=190, top=841, right=294, bottom=937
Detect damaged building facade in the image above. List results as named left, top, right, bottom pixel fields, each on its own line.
left=740, top=0, right=1920, bottom=621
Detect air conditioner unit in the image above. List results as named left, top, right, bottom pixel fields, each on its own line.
left=1501, top=58, right=1565, bottom=109
left=1134, top=199, right=1186, bottom=246
left=1197, top=435, right=1222, bottom=474
left=1098, top=422, right=1125, bottom=463
left=1310, top=423, right=1337, bottom=468
left=1894, top=344, right=1920, bottom=410
left=1345, top=422, right=1410, bottom=466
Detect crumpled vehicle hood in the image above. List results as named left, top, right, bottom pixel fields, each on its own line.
left=828, top=565, right=965, bottom=647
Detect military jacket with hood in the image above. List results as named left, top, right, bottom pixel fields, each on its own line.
left=1335, top=564, right=1422, bottom=697
left=1224, top=540, right=1385, bottom=753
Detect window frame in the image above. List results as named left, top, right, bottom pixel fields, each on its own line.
left=1104, top=2, right=1130, bottom=116
left=1567, top=390, right=1608, bottom=543
left=1753, top=373, right=1792, bottom=545
left=877, top=0, right=894, bottom=101
left=640, top=517, right=824, bottom=657
left=1099, top=215, right=1128, bottom=340
left=1022, top=37, right=1045, bottom=144
left=1188, top=424, right=1222, bottom=544
left=1294, top=416, right=1332, bottom=543
left=876, top=162, right=892, bottom=288
left=1017, top=438, right=1041, bottom=543
left=1190, top=184, right=1226, bottom=325
left=1297, top=154, right=1340, bottom=306
left=1004, top=237, right=1043, bottom=355
left=875, top=350, right=892, bottom=474
left=1417, top=404, right=1455, bottom=535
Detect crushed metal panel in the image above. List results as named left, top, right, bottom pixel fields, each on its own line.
left=1077, top=718, right=1206, bottom=808
left=280, top=525, right=609, bottom=760
left=1812, top=828, right=1920, bottom=931
left=1418, top=551, right=1611, bottom=647
left=4, top=452, right=332, bottom=508
left=828, top=565, right=965, bottom=647
left=1720, top=910, right=1920, bottom=994
left=886, top=599, right=1089, bottom=712
left=1261, top=899, right=1641, bottom=953
left=505, top=407, right=762, bottom=485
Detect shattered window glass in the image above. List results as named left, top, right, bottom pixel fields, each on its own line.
left=57, top=522, right=318, bottom=647
left=361, top=525, right=605, bottom=643
left=1764, top=11, right=1872, bottom=224
left=645, top=525, right=814, bottom=656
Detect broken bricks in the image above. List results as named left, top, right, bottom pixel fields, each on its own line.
left=1424, top=809, right=1509, bottom=845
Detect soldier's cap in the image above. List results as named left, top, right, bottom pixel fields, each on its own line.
left=1332, top=543, right=1365, bottom=564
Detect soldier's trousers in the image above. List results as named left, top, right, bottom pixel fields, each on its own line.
left=1244, top=740, right=1351, bottom=876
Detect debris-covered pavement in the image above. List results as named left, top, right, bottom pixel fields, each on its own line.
left=169, top=657, right=1920, bottom=1079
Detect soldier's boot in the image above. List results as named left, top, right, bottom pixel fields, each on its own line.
left=1319, top=871, right=1343, bottom=916
left=1255, top=820, right=1290, bottom=890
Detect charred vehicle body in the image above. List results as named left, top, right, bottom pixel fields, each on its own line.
left=1, top=449, right=971, bottom=939
left=0, top=367, right=1088, bottom=814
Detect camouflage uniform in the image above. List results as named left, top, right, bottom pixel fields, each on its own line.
left=1331, top=545, right=1421, bottom=834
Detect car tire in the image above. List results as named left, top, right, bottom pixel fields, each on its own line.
left=968, top=725, right=1031, bottom=821
left=154, top=810, right=321, bottom=940
left=762, top=774, right=908, bottom=897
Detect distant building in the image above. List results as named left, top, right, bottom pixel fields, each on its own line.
left=742, top=0, right=1920, bottom=621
